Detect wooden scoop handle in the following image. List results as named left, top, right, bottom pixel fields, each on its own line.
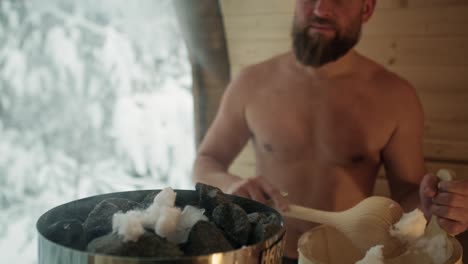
left=283, top=204, right=340, bottom=225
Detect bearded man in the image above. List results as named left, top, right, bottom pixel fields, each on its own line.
left=192, top=0, right=468, bottom=262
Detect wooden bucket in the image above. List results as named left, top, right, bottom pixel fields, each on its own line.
left=298, top=225, right=463, bottom=264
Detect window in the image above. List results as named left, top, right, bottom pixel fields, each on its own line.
left=0, top=1, right=194, bottom=262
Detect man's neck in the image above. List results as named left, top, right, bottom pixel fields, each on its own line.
left=293, top=49, right=359, bottom=79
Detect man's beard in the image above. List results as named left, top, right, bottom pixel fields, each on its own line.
left=292, top=16, right=362, bottom=67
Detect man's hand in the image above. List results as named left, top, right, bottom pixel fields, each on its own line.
left=227, top=176, right=289, bottom=211
left=420, top=173, right=468, bottom=235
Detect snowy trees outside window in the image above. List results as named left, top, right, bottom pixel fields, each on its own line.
left=0, top=0, right=194, bottom=262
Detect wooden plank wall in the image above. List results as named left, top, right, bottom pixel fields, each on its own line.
left=220, top=0, right=468, bottom=195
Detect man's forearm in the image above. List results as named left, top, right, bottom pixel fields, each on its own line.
left=193, top=155, right=243, bottom=192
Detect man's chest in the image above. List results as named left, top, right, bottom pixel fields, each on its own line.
left=246, top=84, right=395, bottom=166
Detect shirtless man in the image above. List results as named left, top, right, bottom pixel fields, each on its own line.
left=193, top=0, right=468, bottom=261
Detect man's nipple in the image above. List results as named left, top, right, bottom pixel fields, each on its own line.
left=263, top=143, right=274, bottom=152
left=351, top=154, right=365, bottom=164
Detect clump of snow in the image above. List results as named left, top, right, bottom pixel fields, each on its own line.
left=167, top=205, right=209, bottom=243
left=179, top=205, right=208, bottom=229
left=141, top=204, right=161, bottom=229
left=415, top=233, right=451, bottom=264
left=155, top=206, right=182, bottom=238
left=153, top=187, right=176, bottom=207
left=355, top=245, right=384, bottom=264
left=389, top=208, right=427, bottom=242
left=112, top=187, right=208, bottom=244
left=352, top=208, right=454, bottom=264
left=384, top=209, right=452, bottom=263
left=112, top=210, right=145, bottom=242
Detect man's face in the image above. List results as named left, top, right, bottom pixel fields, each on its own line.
left=292, top=0, right=366, bottom=67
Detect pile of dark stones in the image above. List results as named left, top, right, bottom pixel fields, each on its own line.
left=43, top=183, right=282, bottom=258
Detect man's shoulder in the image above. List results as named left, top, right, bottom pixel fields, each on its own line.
left=225, top=53, right=290, bottom=101
left=362, top=57, right=424, bottom=121
left=361, top=57, right=416, bottom=97
left=236, top=52, right=291, bottom=82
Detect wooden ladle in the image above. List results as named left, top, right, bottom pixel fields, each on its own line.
left=283, top=196, right=406, bottom=258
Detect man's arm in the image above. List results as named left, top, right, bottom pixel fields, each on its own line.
left=382, top=79, right=468, bottom=235
left=193, top=70, right=251, bottom=192
left=193, top=68, right=289, bottom=209
left=381, top=79, right=427, bottom=212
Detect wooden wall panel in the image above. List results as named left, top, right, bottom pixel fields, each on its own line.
left=223, top=7, right=468, bottom=40
left=221, top=0, right=468, bottom=15
left=220, top=0, right=468, bottom=186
